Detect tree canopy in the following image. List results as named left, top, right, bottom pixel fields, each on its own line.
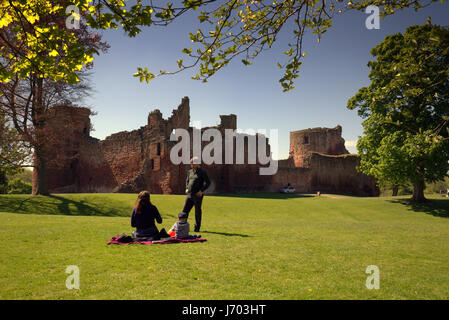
left=347, top=21, right=449, bottom=202
left=0, top=0, right=446, bottom=91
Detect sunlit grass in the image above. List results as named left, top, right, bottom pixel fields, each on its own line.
left=0, top=193, right=448, bottom=299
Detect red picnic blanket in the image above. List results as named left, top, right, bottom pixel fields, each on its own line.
left=107, top=236, right=207, bottom=245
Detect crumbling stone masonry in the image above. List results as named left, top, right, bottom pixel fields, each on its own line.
left=37, top=97, right=379, bottom=196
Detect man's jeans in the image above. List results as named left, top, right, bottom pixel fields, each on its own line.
left=182, top=192, right=203, bottom=231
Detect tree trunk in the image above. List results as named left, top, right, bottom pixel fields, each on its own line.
left=31, top=76, right=49, bottom=196
left=392, top=185, right=399, bottom=196
left=411, top=181, right=426, bottom=203
left=32, top=147, right=49, bottom=195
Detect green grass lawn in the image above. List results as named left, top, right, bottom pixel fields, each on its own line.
left=0, top=192, right=448, bottom=299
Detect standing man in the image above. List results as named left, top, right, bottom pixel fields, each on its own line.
left=182, top=157, right=211, bottom=232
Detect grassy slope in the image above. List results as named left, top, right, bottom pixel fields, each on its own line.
left=0, top=193, right=448, bottom=300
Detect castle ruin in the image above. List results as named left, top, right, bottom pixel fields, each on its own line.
left=38, top=97, right=379, bottom=196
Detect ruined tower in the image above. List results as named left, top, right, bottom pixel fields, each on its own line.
left=289, top=125, right=349, bottom=167
left=219, top=114, right=237, bottom=131
left=40, top=105, right=96, bottom=193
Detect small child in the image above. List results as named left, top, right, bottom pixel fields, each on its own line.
left=168, top=212, right=190, bottom=239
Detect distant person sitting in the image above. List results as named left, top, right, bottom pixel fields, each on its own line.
left=131, top=191, right=169, bottom=240
left=168, top=212, right=190, bottom=239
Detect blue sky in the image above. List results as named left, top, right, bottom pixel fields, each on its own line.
left=85, top=2, right=449, bottom=159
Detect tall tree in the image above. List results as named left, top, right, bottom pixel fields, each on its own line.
left=0, top=0, right=108, bottom=195
left=347, top=21, right=449, bottom=202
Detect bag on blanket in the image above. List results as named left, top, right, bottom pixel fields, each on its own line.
left=131, top=228, right=171, bottom=241
left=116, top=234, right=134, bottom=243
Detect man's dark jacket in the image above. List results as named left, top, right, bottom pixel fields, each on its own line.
left=186, top=167, right=211, bottom=194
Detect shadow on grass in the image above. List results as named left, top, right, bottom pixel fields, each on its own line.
left=201, top=230, right=250, bottom=237
left=388, top=198, right=449, bottom=218
left=13, top=196, right=32, bottom=212
left=207, top=193, right=314, bottom=200
left=47, top=195, right=110, bottom=216
left=0, top=194, right=130, bottom=217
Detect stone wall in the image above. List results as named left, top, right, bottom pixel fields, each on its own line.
left=264, top=157, right=308, bottom=192
left=43, top=98, right=190, bottom=193
left=307, top=153, right=379, bottom=196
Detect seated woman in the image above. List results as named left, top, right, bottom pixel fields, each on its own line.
left=131, top=191, right=169, bottom=240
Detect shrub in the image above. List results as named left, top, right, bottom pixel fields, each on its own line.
left=7, top=178, right=32, bottom=194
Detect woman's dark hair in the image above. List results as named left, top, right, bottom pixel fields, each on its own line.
left=134, top=191, right=152, bottom=214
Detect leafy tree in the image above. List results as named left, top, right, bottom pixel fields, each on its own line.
left=347, top=21, right=449, bottom=202
left=0, top=0, right=108, bottom=195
